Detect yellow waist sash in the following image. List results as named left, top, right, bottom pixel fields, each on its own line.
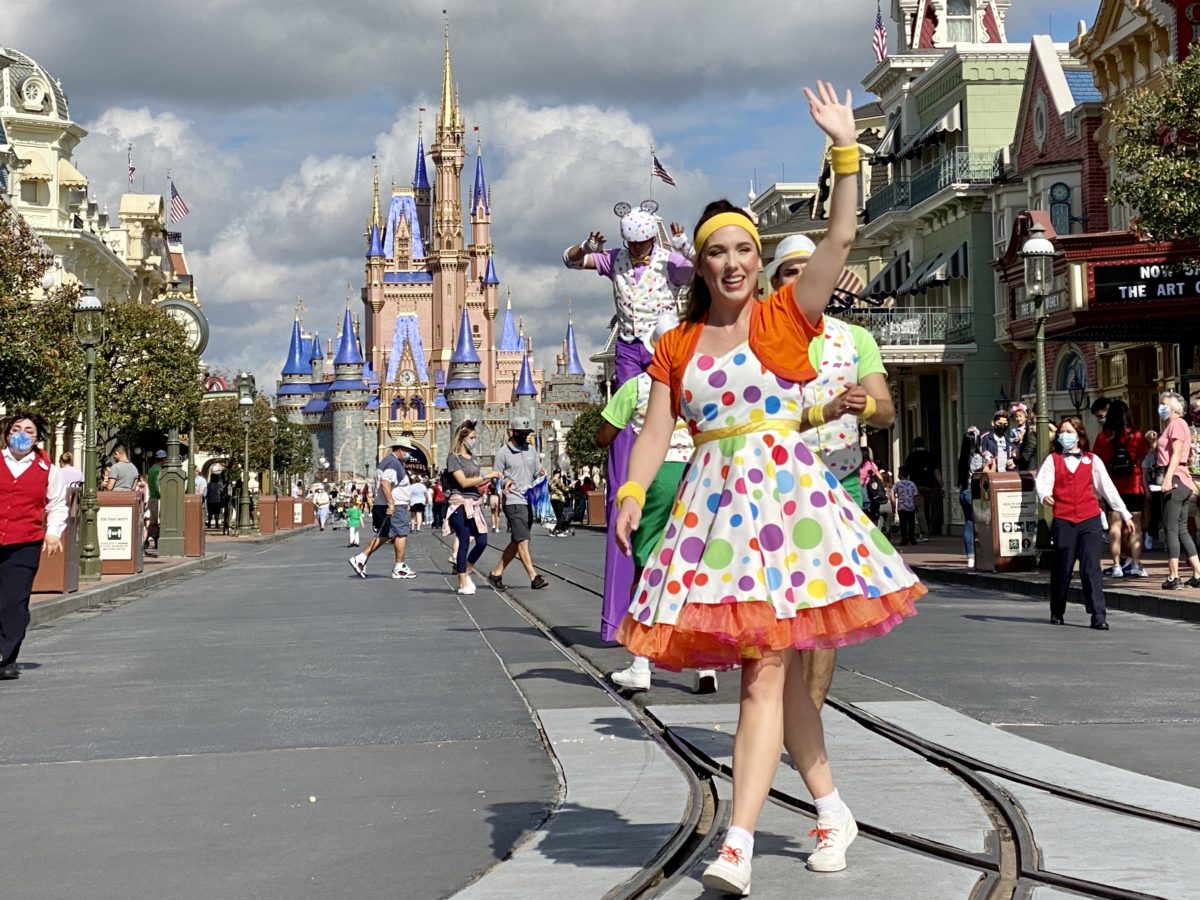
left=692, top=418, right=802, bottom=446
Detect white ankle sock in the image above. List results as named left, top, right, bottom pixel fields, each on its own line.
left=814, top=789, right=847, bottom=822
left=724, top=826, right=754, bottom=858
left=631, top=656, right=651, bottom=673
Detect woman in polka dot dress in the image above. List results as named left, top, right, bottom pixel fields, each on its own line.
left=613, top=84, right=925, bottom=896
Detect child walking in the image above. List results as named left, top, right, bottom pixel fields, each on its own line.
left=345, top=498, right=363, bottom=548
left=893, top=467, right=919, bottom=546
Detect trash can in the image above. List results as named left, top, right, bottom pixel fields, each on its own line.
left=97, top=491, right=145, bottom=575
left=972, top=471, right=1038, bottom=573
left=277, top=498, right=296, bottom=530
left=32, top=486, right=80, bottom=594
left=184, top=494, right=206, bottom=557
left=258, top=496, right=277, bottom=535
left=301, top=499, right=315, bottom=525
left=587, top=491, right=606, bottom=528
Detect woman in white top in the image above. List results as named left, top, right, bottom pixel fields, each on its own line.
left=408, top=478, right=428, bottom=533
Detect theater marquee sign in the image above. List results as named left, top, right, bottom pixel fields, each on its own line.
left=1090, top=263, right=1200, bottom=305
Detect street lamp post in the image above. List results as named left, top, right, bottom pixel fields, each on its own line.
left=236, top=371, right=257, bottom=536
left=1021, top=222, right=1058, bottom=558
left=1068, top=371, right=1087, bottom=415
left=268, top=415, right=278, bottom=497
left=74, top=293, right=105, bottom=582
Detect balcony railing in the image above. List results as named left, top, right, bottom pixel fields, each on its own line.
left=864, top=148, right=999, bottom=222
left=841, top=307, right=974, bottom=346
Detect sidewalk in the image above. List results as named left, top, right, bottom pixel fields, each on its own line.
left=29, top=525, right=315, bottom=627
left=901, top=534, right=1200, bottom=623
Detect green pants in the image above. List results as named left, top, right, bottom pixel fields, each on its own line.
left=633, top=462, right=687, bottom=568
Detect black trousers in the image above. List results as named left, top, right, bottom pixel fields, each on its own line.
left=1050, top=516, right=1106, bottom=622
left=898, top=510, right=916, bottom=544
left=0, top=540, right=43, bottom=666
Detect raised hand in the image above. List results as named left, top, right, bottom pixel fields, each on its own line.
left=802, top=81, right=857, bottom=148
left=670, top=221, right=686, bottom=237
left=585, top=231, right=606, bottom=252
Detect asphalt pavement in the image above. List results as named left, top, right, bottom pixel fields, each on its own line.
left=0, top=531, right=558, bottom=900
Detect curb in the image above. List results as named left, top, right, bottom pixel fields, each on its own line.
left=207, top=523, right=318, bottom=546
left=31, top=553, right=230, bottom=627
left=913, top=564, right=1200, bottom=624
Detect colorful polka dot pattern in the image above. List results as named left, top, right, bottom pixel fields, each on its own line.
left=801, top=317, right=865, bottom=480
left=630, top=341, right=918, bottom=632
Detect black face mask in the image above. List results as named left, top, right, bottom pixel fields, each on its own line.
left=994, top=424, right=1007, bottom=435
left=512, top=432, right=530, bottom=448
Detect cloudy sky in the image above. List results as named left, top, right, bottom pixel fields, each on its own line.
left=9, top=0, right=1098, bottom=388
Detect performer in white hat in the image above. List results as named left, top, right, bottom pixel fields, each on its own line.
left=563, top=201, right=694, bottom=642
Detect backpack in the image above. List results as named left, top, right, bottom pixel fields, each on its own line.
left=1110, top=437, right=1134, bottom=478
left=866, top=472, right=887, bottom=504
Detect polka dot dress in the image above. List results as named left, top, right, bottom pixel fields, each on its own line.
left=618, top=341, right=923, bottom=671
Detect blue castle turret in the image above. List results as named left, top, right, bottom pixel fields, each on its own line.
left=514, top=351, right=538, bottom=424
left=329, top=306, right=369, bottom=477
left=444, top=306, right=486, bottom=437
left=565, top=320, right=586, bottom=377
left=277, top=319, right=312, bottom=422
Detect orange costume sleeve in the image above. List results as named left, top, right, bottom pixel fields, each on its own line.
left=648, top=283, right=823, bottom=419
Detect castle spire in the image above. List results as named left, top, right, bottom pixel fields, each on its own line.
left=515, top=353, right=538, bottom=398
left=564, top=318, right=586, bottom=377
left=413, top=126, right=430, bottom=191
left=371, top=160, right=381, bottom=227
left=438, top=14, right=456, bottom=135
left=498, top=288, right=520, bottom=351
left=333, top=306, right=365, bottom=366
left=450, top=306, right=480, bottom=364
left=282, top=318, right=309, bottom=377
left=471, top=136, right=490, bottom=216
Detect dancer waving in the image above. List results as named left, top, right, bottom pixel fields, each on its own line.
left=614, top=83, right=925, bottom=895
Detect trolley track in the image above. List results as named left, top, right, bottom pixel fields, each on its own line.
left=435, top=532, right=1193, bottom=899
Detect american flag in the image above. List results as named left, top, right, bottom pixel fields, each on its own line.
left=651, top=153, right=676, bottom=187
left=872, top=2, right=889, bottom=63
left=169, top=181, right=190, bottom=223
left=127, top=144, right=135, bottom=186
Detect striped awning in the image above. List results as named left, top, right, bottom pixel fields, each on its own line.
left=871, top=113, right=903, bottom=165
left=898, top=103, right=962, bottom=160
left=915, top=242, right=969, bottom=291
left=827, top=268, right=868, bottom=310
left=18, top=153, right=52, bottom=181
left=57, top=157, right=87, bottom=188
left=863, top=252, right=910, bottom=300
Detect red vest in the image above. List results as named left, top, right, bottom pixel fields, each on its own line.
left=0, top=451, right=51, bottom=546
left=1051, top=452, right=1102, bottom=524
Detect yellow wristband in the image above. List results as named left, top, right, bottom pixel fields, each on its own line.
left=616, top=481, right=647, bottom=509
left=831, top=145, right=860, bottom=176
left=807, top=405, right=826, bottom=428
left=858, top=396, right=878, bottom=422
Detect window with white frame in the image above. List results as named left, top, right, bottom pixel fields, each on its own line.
left=946, top=0, right=975, bottom=42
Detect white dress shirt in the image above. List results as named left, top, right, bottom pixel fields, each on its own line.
left=2, top=447, right=68, bottom=537
left=1035, top=451, right=1132, bottom=522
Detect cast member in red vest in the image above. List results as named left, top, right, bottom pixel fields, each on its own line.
left=0, top=412, right=68, bottom=680
left=1035, top=415, right=1132, bottom=630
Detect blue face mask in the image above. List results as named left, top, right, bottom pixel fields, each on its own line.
left=1057, top=432, right=1078, bottom=451
left=1158, top=404, right=1171, bottom=420
left=8, top=432, right=34, bottom=453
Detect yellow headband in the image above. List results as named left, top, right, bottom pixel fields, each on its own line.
left=694, top=212, right=762, bottom=254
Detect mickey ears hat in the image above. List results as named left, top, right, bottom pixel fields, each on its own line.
left=615, top=200, right=660, bottom=242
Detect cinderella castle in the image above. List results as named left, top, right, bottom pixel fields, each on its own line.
left=275, top=22, right=591, bottom=480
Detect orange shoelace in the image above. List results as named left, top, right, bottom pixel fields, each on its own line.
left=718, top=845, right=746, bottom=864
left=808, top=826, right=838, bottom=846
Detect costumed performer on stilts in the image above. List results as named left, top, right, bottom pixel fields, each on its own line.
left=563, top=200, right=694, bottom=643
left=596, top=311, right=718, bottom=696
left=614, top=82, right=926, bottom=896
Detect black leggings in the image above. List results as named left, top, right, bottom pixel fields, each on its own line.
left=449, top=506, right=488, bottom=574
left=1163, top=485, right=1198, bottom=561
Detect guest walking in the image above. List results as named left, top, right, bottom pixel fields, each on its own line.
left=444, top=421, right=499, bottom=595
left=957, top=426, right=983, bottom=569
left=1092, top=399, right=1149, bottom=578
left=1154, top=392, right=1200, bottom=589
left=0, top=413, right=68, bottom=681
left=1036, top=416, right=1131, bottom=629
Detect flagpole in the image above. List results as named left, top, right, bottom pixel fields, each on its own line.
left=648, top=144, right=654, bottom=201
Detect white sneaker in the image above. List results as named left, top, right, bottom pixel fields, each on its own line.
left=806, top=809, right=858, bottom=872
left=1103, top=565, right=1124, bottom=578
left=610, top=664, right=651, bottom=692
left=966, top=555, right=975, bottom=570
left=701, top=845, right=751, bottom=896
left=693, top=669, right=718, bottom=694
left=347, top=556, right=367, bottom=579
left=391, top=567, right=417, bottom=580
left=457, top=579, right=477, bottom=595
left=398, top=562, right=415, bottom=575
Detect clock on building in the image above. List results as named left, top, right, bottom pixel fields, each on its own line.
left=158, top=298, right=210, bottom=356
left=399, top=369, right=417, bottom=386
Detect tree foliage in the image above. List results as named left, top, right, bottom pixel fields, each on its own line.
left=1109, top=49, right=1200, bottom=240
left=273, top=419, right=312, bottom=475
left=0, top=196, right=204, bottom=435
left=565, top=404, right=608, bottom=472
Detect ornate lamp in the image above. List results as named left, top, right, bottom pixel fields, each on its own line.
left=74, top=292, right=106, bottom=581
left=236, top=371, right=257, bottom=535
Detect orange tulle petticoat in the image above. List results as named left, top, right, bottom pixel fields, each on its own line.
left=616, top=583, right=926, bottom=672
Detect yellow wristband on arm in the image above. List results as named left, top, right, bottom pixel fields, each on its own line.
left=831, top=145, right=860, bottom=176
left=858, top=396, right=878, bottom=422
left=616, top=481, right=647, bottom=509
left=807, top=405, right=826, bottom=428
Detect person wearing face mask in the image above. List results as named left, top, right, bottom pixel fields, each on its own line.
left=1153, top=391, right=1200, bottom=590
left=979, top=411, right=1010, bottom=472
left=0, top=413, right=68, bottom=681
left=443, top=421, right=500, bottom=595
left=486, top=417, right=549, bottom=591
left=1035, top=416, right=1131, bottom=629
